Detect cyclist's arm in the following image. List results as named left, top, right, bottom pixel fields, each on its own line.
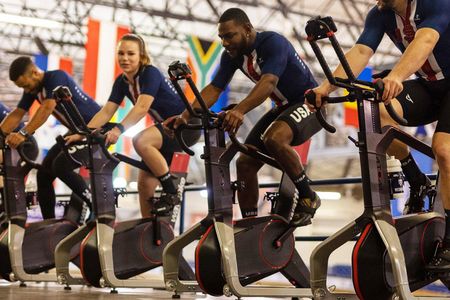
left=119, top=94, right=154, bottom=130
left=0, top=108, right=26, bottom=134
left=389, top=28, right=440, bottom=82
left=87, top=101, right=119, bottom=128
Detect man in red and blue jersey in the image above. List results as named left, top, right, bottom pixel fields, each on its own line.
left=169, top=8, right=323, bottom=227
left=308, top=0, right=450, bottom=272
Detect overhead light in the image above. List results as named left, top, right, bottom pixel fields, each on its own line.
left=316, top=191, right=341, bottom=201
left=0, top=13, right=62, bottom=29
left=128, top=181, right=138, bottom=190
left=113, top=177, right=127, bottom=188
left=200, top=190, right=208, bottom=198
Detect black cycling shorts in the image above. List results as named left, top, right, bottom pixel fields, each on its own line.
left=245, top=102, right=322, bottom=153
left=397, top=77, right=450, bottom=133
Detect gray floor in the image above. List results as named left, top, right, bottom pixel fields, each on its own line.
left=0, top=281, right=215, bottom=300
left=1, top=281, right=449, bottom=300
left=0, top=280, right=315, bottom=300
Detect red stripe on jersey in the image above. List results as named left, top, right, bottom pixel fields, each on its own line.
left=400, top=1, right=437, bottom=81
left=247, top=54, right=283, bottom=106
left=246, top=54, right=261, bottom=81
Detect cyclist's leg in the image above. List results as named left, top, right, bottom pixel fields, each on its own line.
left=134, top=123, right=182, bottom=216
left=271, top=102, right=322, bottom=226
left=235, top=108, right=278, bottom=217
left=427, top=90, right=450, bottom=272
left=380, top=79, right=438, bottom=213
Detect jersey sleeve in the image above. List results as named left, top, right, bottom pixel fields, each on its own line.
left=43, top=70, right=70, bottom=98
left=0, top=103, right=10, bottom=123
left=258, top=34, right=289, bottom=77
left=107, top=76, right=125, bottom=105
left=356, top=7, right=386, bottom=52
left=418, top=0, right=450, bottom=35
left=211, top=52, right=237, bottom=90
left=139, top=66, right=162, bottom=97
left=17, top=93, right=36, bottom=111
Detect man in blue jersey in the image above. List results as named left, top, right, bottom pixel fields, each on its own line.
left=307, top=0, right=450, bottom=272
left=169, top=8, right=323, bottom=227
left=2, top=56, right=101, bottom=220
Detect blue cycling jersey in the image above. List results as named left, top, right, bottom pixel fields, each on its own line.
left=108, top=65, right=185, bottom=120
left=211, top=31, right=317, bottom=106
left=0, top=102, right=24, bottom=131
left=357, top=0, right=450, bottom=81
left=17, top=70, right=101, bottom=125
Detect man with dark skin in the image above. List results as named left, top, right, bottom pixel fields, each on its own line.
left=167, top=8, right=323, bottom=226
left=308, top=0, right=450, bottom=272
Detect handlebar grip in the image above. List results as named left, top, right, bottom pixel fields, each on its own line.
left=304, top=90, right=336, bottom=133
left=17, top=140, right=41, bottom=170
left=386, top=103, right=408, bottom=126
left=174, top=124, right=195, bottom=156
left=373, top=79, right=384, bottom=95
left=373, top=80, right=408, bottom=126
left=229, top=133, right=249, bottom=153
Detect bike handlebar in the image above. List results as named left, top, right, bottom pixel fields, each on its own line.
left=52, top=86, right=119, bottom=164
left=17, top=140, right=41, bottom=170
left=304, top=16, right=407, bottom=133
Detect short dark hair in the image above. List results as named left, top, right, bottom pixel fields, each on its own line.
left=9, top=56, right=33, bottom=81
left=219, top=8, right=251, bottom=25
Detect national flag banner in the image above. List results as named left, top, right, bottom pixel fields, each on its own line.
left=83, top=18, right=130, bottom=104
left=35, top=53, right=73, bottom=75
left=33, top=54, right=74, bottom=116
left=186, top=35, right=226, bottom=109
left=344, top=67, right=373, bottom=127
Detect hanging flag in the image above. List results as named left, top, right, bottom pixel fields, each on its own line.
left=83, top=18, right=130, bottom=103
left=33, top=53, right=73, bottom=116
left=185, top=35, right=228, bottom=110
left=344, top=67, right=373, bottom=127
left=35, top=53, right=73, bottom=75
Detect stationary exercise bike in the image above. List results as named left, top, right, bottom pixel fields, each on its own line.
left=162, top=61, right=312, bottom=298
left=52, top=86, right=195, bottom=290
left=0, top=133, right=84, bottom=284
left=304, top=16, right=450, bottom=300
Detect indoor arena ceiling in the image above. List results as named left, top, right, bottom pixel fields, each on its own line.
left=0, top=0, right=401, bottom=74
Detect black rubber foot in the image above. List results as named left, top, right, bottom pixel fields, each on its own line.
left=19, top=282, right=27, bottom=287
left=172, top=294, right=180, bottom=299
left=64, top=286, right=72, bottom=290
left=110, top=289, right=118, bottom=294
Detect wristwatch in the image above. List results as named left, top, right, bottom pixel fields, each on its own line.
left=18, top=128, right=30, bottom=138
left=115, top=123, right=125, bottom=134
